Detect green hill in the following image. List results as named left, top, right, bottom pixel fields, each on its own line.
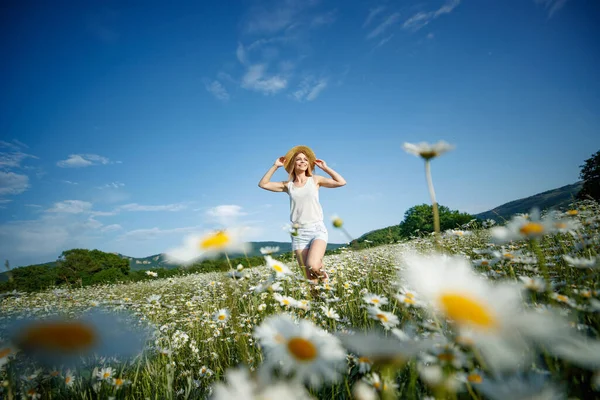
left=0, top=241, right=346, bottom=281
left=474, top=182, right=583, bottom=222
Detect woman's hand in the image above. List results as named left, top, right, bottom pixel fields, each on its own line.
left=315, top=159, right=327, bottom=169
left=274, top=157, right=285, bottom=167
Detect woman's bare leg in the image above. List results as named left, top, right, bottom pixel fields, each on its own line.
left=305, top=239, right=327, bottom=280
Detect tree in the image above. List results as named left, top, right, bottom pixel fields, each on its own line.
left=400, top=204, right=475, bottom=237
left=577, top=150, right=600, bottom=202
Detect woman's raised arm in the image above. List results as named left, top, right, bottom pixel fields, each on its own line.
left=258, top=157, right=287, bottom=192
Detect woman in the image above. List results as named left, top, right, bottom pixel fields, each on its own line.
left=258, top=145, right=346, bottom=283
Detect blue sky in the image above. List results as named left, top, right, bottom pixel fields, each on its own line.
left=1, top=0, right=599, bottom=267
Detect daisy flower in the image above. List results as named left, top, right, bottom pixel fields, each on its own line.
left=265, top=256, right=292, bottom=277
left=260, top=246, right=280, bottom=255
left=64, top=370, right=75, bottom=387
left=165, top=228, right=251, bottom=265
left=518, top=276, right=546, bottom=293
left=97, top=366, right=113, bottom=381
left=7, top=310, right=149, bottom=368
left=398, top=252, right=572, bottom=371
left=211, top=366, right=311, bottom=400
left=490, top=208, right=557, bottom=243
left=362, top=293, right=389, bottom=307
left=112, top=377, right=131, bottom=390
left=213, top=309, right=230, bottom=324
left=367, top=307, right=400, bottom=330
left=563, top=255, right=597, bottom=268
left=402, top=141, right=455, bottom=160
left=320, top=306, right=340, bottom=321
left=273, top=293, right=298, bottom=308
left=254, top=314, right=346, bottom=387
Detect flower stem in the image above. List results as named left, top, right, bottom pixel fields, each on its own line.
left=425, top=160, right=441, bottom=246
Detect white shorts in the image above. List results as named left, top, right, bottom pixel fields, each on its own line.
left=291, top=221, right=328, bottom=251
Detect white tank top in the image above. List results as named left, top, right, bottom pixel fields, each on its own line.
left=287, top=176, right=324, bottom=225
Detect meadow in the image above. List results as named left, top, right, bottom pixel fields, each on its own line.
left=1, top=143, right=599, bottom=400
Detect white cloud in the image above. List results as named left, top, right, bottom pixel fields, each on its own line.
left=0, top=171, right=30, bottom=195
left=0, top=152, right=38, bottom=169
left=375, top=34, right=394, bottom=49
left=206, top=205, right=247, bottom=219
left=56, top=154, right=117, bottom=168
left=241, top=64, right=288, bottom=95
left=311, top=9, right=337, bottom=27
left=403, top=0, right=460, bottom=32
left=97, top=181, right=125, bottom=189
left=118, top=203, right=188, bottom=212
left=363, top=6, right=386, bottom=28
left=534, top=0, right=569, bottom=18
left=62, top=180, right=79, bottom=185
left=244, top=0, right=305, bottom=34
left=90, top=210, right=119, bottom=217
left=101, top=224, right=123, bottom=233
left=205, top=80, right=230, bottom=101
left=0, top=212, right=114, bottom=266
left=292, top=76, right=328, bottom=102
left=206, top=204, right=247, bottom=226
left=118, top=226, right=201, bottom=241
left=236, top=43, right=247, bottom=64
left=46, top=200, right=93, bottom=214
left=367, top=12, right=400, bottom=39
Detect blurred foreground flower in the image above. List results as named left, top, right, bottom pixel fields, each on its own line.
left=254, top=314, right=346, bottom=387
left=6, top=309, right=151, bottom=368
left=402, top=141, right=455, bottom=160
left=398, top=252, right=599, bottom=371
left=165, top=228, right=251, bottom=265
left=211, top=366, right=312, bottom=400
left=490, top=208, right=559, bottom=243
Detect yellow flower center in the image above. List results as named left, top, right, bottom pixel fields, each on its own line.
left=359, top=356, right=371, bottom=363
left=18, top=321, right=97, bottom=353
left=373, top=381, right=382, bottom=390
left=555, top=295, right=568, bottom=303
left=200, top=231, right=230, bottom=249
left=403, top=297, right=415, bottom=304
left=371, top=299, right=380, bottom=304
left=437, top=352, right=454, bottom=362
left=376, top=313, right=389, bottom=322
left=519, top=222, right=545, bottom=236
left=419, top=151, right=438, bottom=160
left=481, top=261, right=489, bottom=266
left=65, top=376, right=72, bottom=384
left=273, top=264, right=283, bottom=273
left=467, top=373, right=482, bottom=383
left=115, top=378, right=123, bottom=386
left=218, top=314, right=226, bottom=320
left=504, top=253, right=513, bottom=259
left=566, top=210, right=578, bottom=216
left=405, top=293, right=414, bottom=299
left=439, top=293, right=497, bottom=329
left=103, top=372, right=110, bottom=379
left=287, top=337, right=317, bottom=361
left=282, top=299, right=290, bottom=305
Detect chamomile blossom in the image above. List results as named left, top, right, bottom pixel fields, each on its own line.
left=490, top=208, right=557, bottom=243
left=260, top=246, right=280, bottom=255
left=254, top=314, right=346, bottom=387
left=213, top=309, right=230, bottom=324
left=265, top=256, right=292, bottom=277
left=165, top=228, right=251, bottom=265
left=398, top=251, right=571, bottom=371
left=367, top=307, right=399, bottom=330
left=402, top=141, right=455, bottom=160
left=362, top=293, right=389, bottom=307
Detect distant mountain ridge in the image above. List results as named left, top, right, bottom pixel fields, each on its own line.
left=474, top=182, right=583, bottom=222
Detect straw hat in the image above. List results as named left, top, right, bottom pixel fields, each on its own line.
left=283, top=145, right=316, bottom=173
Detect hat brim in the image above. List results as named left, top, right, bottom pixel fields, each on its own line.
left=283, top=145, right=316, bottom=173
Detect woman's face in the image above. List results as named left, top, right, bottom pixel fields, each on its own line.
left=294, top=153, right=309, bottom=171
